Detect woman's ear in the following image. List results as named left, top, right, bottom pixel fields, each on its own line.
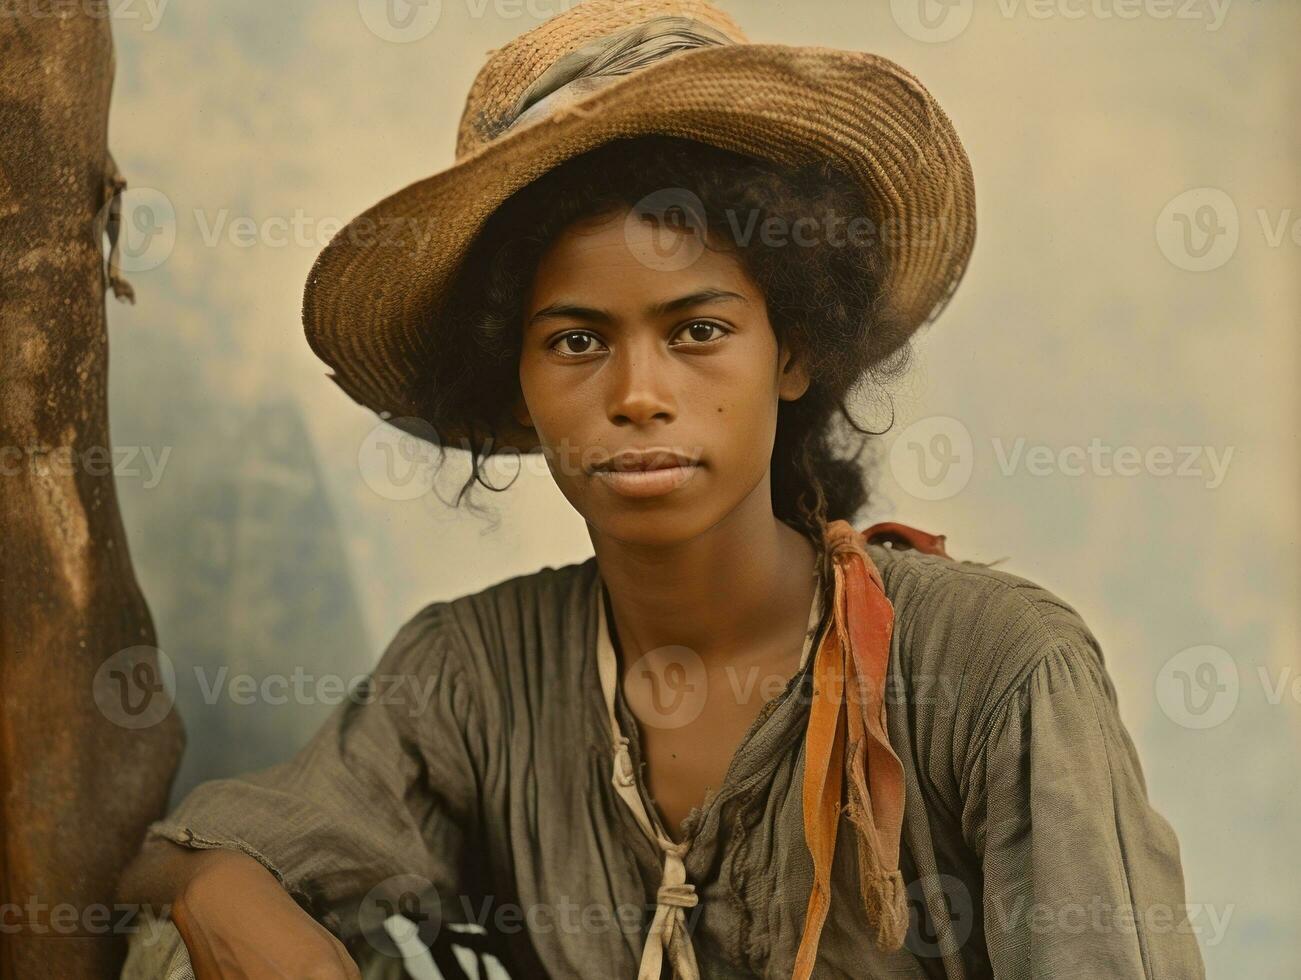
left=777, top=344, right=812, bottom=402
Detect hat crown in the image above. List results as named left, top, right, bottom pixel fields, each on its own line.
left=454, top=0, right=748, bottom=159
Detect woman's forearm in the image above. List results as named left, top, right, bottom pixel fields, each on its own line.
left=117, top=835, right=362, bottom=979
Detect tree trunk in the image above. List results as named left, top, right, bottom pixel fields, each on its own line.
left=0, top=4, right=184, bottom=977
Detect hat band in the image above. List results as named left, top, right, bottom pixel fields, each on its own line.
left=501, top=14, right=736, bottom=134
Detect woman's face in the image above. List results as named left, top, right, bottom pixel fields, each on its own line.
left=513, top=206, right=810, bottom=545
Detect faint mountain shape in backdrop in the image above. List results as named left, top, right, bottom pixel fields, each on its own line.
left=117, top=388, right=373, bottom=809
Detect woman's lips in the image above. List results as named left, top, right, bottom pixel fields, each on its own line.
left=592, top=463, right=701, bottom=498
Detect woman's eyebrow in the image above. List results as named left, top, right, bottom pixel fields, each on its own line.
left=527, top=288, right=747, bottom=327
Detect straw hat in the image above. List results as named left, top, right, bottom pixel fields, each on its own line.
left=301, top=0, right=975, bottom=453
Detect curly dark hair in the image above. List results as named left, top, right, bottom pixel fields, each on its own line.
left=420, top=134, right=909, bottom=566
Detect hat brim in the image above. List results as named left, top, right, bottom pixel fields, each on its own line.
left=301, top=42, right=976, bottom=453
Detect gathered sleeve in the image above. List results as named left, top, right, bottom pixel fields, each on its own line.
left=960, top=633, right=1207, bottom=979
left=140, top=600, right=487, bottom=942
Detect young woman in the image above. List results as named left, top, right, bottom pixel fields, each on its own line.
left=118, top=3, right=1205, bottom=978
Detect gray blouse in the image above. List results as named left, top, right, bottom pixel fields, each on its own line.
left=124, top=544, right=1206, bottom=979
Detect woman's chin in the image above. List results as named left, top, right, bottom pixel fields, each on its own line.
left=585, top=498, right=725, bottom=548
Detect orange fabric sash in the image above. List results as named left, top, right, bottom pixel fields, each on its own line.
left=792, top=519, right=951, bottom=978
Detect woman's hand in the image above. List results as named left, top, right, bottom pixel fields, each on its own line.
left=170, top=850, right=362, bottom=980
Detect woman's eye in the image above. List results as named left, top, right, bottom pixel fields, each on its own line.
left=548, top=322, right=726, bottom=356
left=672, top=321, right=727, bottom=345
left=549, top=331, right=606, bottom=356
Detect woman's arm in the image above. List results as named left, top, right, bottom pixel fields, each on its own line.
left=115, top=600, right=486, bottom=978
left=119, top=840, right=362, bottom=979
left=961, top=632, right=1208, bottom=979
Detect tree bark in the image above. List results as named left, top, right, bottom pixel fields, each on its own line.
left=0, top=4, right=184, bottom=977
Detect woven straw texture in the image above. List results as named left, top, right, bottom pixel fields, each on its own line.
left=301, top=0, right=976, bottom=453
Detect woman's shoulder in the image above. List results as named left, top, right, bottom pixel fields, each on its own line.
left=398, top=555, right=595, bottom=637
left=388, top=555, right=599, bottom=697
left=866, top=541, right=1119, bottom=808
left=866, top=541, right=1105, bottom=705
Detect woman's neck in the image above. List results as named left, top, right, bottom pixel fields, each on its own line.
left=589, top=492, right=819, bottom=669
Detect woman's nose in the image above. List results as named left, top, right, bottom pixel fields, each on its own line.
left=605, top=336, right=676, bottom=428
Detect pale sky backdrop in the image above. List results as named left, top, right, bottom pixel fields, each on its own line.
left=104, top=1, right=1298, bottom=976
